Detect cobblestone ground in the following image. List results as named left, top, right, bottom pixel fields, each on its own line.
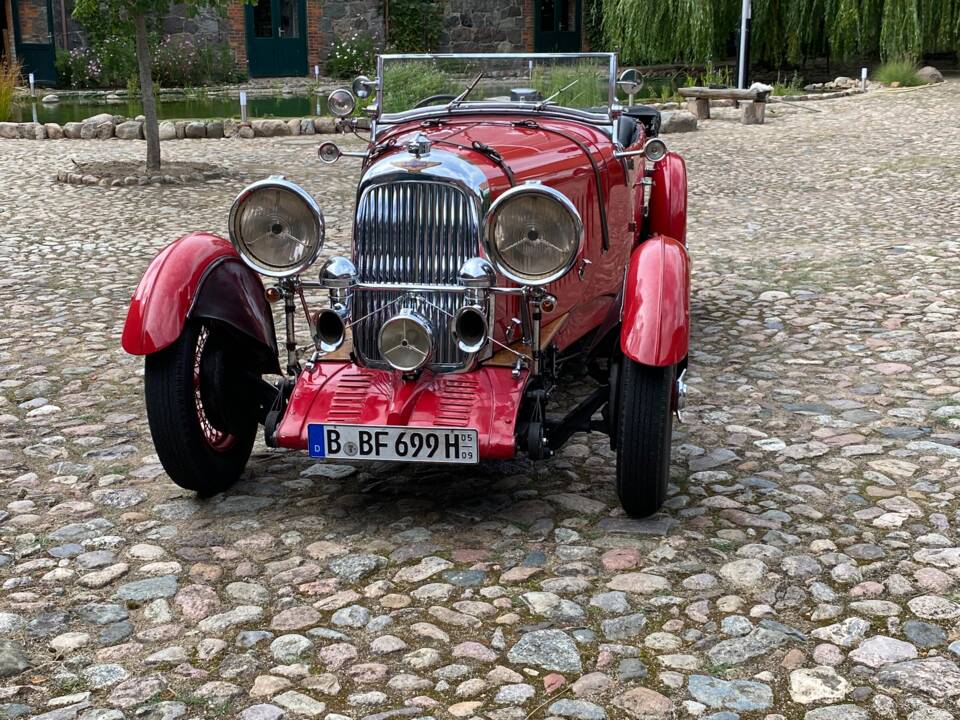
left=1, top=81, right=959, bottom=720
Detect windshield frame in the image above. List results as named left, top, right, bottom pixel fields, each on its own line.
left=374, top=52, right=618, bottom=124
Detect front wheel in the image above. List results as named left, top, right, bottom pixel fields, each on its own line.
left=615, top=359, right=675, bottom=517
left=144, top=319, right=259, bottom=496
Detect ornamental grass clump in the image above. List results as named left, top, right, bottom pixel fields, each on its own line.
left=874, top=59, right=923, bottom=86
left=380, top=60, right=450, bottom=113
left=773, top=70, right=805, bottom=96
left=0, top=59, right=20, bottom=122
left=531, top=62, right=609, bottom=108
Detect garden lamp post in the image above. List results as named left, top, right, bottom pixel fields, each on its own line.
left=737, top=0, right=751, bottom=89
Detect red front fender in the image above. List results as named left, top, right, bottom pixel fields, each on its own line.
left=121, top=233, right=277, bottom=369
left=620, top=234, right=690, bottom=367
left=646, top=152, right=687, bottom=245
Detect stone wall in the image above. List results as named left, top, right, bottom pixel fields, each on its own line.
left=438, top=0, right=526, bottom=53
left=161, top=5, right=228, bottom=42
left=320, top=0, right=384, bottom=52
left=45, top=0, right=543, bottom=80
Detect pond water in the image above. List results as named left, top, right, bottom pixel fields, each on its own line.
left=14, top=94, right=331, bottom=124
left=13, top=77, right=684, bottom=124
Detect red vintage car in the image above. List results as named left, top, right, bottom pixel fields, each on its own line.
left=121, top=53, right=689, bottom=517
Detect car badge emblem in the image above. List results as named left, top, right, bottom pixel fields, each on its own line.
left=390, top=158, right=441, bottom=173
left=391, top=133, right=437, bottom=172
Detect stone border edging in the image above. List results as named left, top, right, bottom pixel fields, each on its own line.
left=1, top=86, right=874, bottom=142
left=0, top=116, right=349, bottom=141
left=55, top=168, right=230, bottom=188
left=768, top=88, right=865, bottom=103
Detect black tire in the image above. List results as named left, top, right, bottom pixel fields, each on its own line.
left=615, top=359, right=675, bottom=517
left=144, top=319, right=258, bottom=496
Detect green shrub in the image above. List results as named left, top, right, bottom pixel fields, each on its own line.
left=0, top=59, right=20, bottom=122
left=326, top=32, right=375, bottom=79
left=386, top=0, right=443, bottom=52
left=874, top=59, right=923, bottom=86
left=700, top=60, right=731, bottom=88
left=773, top=70, right=804, bottom=95
left=95, top=34, right=139, bottom=88
left=380, top=60, right=450, bottom=112
left=55, top=50, right=73, bottom=88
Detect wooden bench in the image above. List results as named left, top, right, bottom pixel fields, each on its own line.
left=678, top=87, right=771, bottom=125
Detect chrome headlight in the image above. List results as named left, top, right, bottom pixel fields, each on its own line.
left=228, top=176, right=324, bottom=277
left=328, top=88, right=356, bottom=117
left=483, top=184, right=583, bottom=286
left=378, top=310, right=434, bottom=372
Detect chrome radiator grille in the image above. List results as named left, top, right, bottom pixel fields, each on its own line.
left=352, top=179, right=481, bottom=370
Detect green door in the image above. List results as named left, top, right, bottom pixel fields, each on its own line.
left=246, top=0, right=307, bottom=77
left=12, top=0, right=57, bottom=85
left=534, top=0, right=582, bottom=52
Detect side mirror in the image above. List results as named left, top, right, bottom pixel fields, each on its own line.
left=617, top=68, right=644, bottom=97
left=351, top=75, right=377, bottom=99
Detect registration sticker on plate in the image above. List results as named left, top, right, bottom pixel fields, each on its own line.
left=308, top=424, right=479, bottom=464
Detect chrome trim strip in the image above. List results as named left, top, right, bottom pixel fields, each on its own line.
left=305, top=280, right=527, bottom=296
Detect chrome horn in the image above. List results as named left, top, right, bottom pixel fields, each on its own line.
left=452, top=305, right=488, bottom=354
left=314, top=308, right=346, bottom=352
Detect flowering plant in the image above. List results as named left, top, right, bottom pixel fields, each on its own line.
left=57, top=35, right=241, bottom=89
left=154, top=35, right=240, bottom=87
left=326, top=30, right=375, bottom=79
left=55, top=47, right=103, bottom=88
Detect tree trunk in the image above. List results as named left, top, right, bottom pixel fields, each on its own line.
left=134, top=12, right=160, bottom=171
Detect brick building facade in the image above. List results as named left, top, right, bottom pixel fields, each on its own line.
left=3, top=0, right=586, bottom=84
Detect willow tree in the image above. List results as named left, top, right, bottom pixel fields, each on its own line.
left=73, top=0, right=239, bottom=170
left=602, top=0, right=960, bottom=68
left=611, top=0, right=738, bottom=62
left=881, top=0, right=923, bottom=58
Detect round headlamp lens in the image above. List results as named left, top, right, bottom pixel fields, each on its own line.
left=643, top=138, right=668, bottom=162
left=328, top=88, right=356, bottom=117
left=487, top=188, right=582, bottom=285
left=230, top=180, right=324, bottom=277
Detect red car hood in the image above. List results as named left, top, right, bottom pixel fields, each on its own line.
left=370, top=115, right=618, bottom=200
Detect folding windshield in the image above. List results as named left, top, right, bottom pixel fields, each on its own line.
left=376, top=53, right=617, bottom=116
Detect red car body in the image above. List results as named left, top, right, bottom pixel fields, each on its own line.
left=122, top=53, right=690, bottom=515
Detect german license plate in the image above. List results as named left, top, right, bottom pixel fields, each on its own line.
left=307, top=424, right=479, bottom=464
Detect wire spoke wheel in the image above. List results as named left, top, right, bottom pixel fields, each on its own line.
left=145, top=319, right=259, bottom=495
left=192, top=326, right=235, bottom=452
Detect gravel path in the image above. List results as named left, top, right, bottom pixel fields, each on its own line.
left=0, top=81, right=959, bottom=720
